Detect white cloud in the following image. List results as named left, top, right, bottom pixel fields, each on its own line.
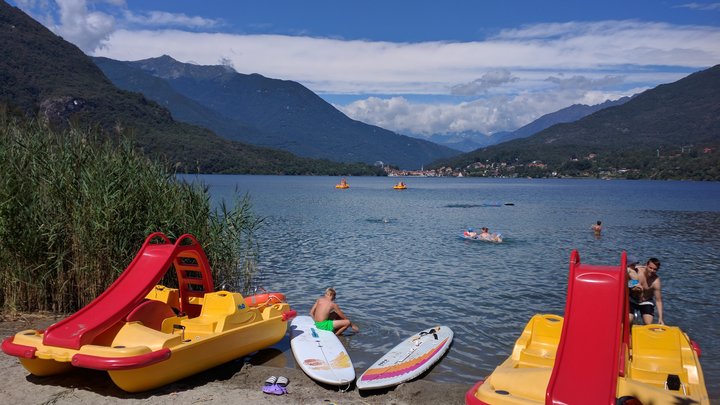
left=218, top=56, right=236, bottom=70
left=92, top=21, right=720, bottom=95
left=676, top=3, right=720, bottom=11
left=545, top=74, right=625, bottom=90
left=52, top=0, right=116, bottom=52
left=451, top=70, right=519, bottom=96
left=337, top=96, right=523, bottom=136
left=13, top=0, right=221, bottom=52
left=492, top=20, right=720, bottom=70
left=122, top=10, right=221, bottom=29
left=336, top=84, right=643, bottom=137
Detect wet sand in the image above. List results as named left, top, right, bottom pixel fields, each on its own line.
left=0, top=314, right=468, bottom=404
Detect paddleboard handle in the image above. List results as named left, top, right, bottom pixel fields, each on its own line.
left=311, top=328, right=319, bottom=338
left=418, top=327, right=440, bottom=340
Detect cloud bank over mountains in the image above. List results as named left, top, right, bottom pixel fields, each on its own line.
left=15, top=0, right=720, bottom=138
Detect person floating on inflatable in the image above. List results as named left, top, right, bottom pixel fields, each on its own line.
left=479, top=227, right=502, bottom=242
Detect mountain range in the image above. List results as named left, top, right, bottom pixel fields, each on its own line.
left=3, top=0, right=717, bottom=179
left=430, top=64, right=720, bottom=179
left=93, top=55, right=459, bottom=169
left=95, top=53, right=641, bottom=168
left=94, top=52, right=633, bottom=157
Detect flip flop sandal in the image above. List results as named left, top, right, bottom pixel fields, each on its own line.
left=264, top=376, right=277, bottom=386
left=277, top=376, right=289, bottom=387
left=263, top=385, right=286, bottom=395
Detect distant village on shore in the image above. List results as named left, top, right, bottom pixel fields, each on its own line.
left=383, top=145, right=716, bottom=179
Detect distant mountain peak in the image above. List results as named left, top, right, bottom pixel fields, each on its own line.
left=157, top=54, right=177, bottom=62
left=134, top=55, right=236, bottom=81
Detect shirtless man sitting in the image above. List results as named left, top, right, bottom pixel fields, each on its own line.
left=310, top=288, right=360, bottom=336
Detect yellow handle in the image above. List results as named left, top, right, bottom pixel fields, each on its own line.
left=542, top=314, right=563, bottom=322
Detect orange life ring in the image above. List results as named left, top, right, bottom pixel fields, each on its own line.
left=244, top=292, right=286, bottom=307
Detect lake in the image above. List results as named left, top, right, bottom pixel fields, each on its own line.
left=182, top=175, right=720, bottom=399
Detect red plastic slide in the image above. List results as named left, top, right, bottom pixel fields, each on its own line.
left=545, top=250, right=627, bottom=405
left=43, top=233, right=214, bottom=350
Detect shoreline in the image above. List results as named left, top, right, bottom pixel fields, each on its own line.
left=0, top=314, right=468, bottom=404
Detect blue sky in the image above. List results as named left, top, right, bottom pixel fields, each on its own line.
left=10, top=0, right=720, bottom=139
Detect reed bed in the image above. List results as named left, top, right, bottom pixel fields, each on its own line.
left=0, top=119, right=262, bottom=314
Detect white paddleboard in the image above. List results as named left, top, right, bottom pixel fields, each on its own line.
left=357, top=325, right=453, bottom=390
left=290, top=316, right=355, bottom=386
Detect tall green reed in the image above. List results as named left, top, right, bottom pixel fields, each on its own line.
left=0, top=119, right=262, bottom=314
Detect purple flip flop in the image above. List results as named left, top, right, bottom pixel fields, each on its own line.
left=261, top=376, right=288, bottom=395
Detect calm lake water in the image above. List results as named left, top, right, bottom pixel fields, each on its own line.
left=183, top=175, right=720, bottom=399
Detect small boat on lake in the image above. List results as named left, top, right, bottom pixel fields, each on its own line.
left=393, top=181, right=407, bottom=190
left=1, top=233, right=296, bottom=393
left=465, top=251, right=709, bottom=404
left=336, top=178, right=349, bottom=189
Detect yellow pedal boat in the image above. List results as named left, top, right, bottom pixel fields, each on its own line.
left=466, top=251, right=709, bottom=405
left=1, top=233, right=296, bottom=392
left=335, top=178, right=349, bottom=188
left=393, top=183, right=407, bottom=190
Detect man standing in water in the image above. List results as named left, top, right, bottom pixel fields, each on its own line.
left=310, top=288, right=360, bottom=335
left=631, top=258, right=664, bottom=325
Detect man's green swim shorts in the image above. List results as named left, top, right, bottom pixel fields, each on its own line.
left=315, top=320, right=334, bottom=331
